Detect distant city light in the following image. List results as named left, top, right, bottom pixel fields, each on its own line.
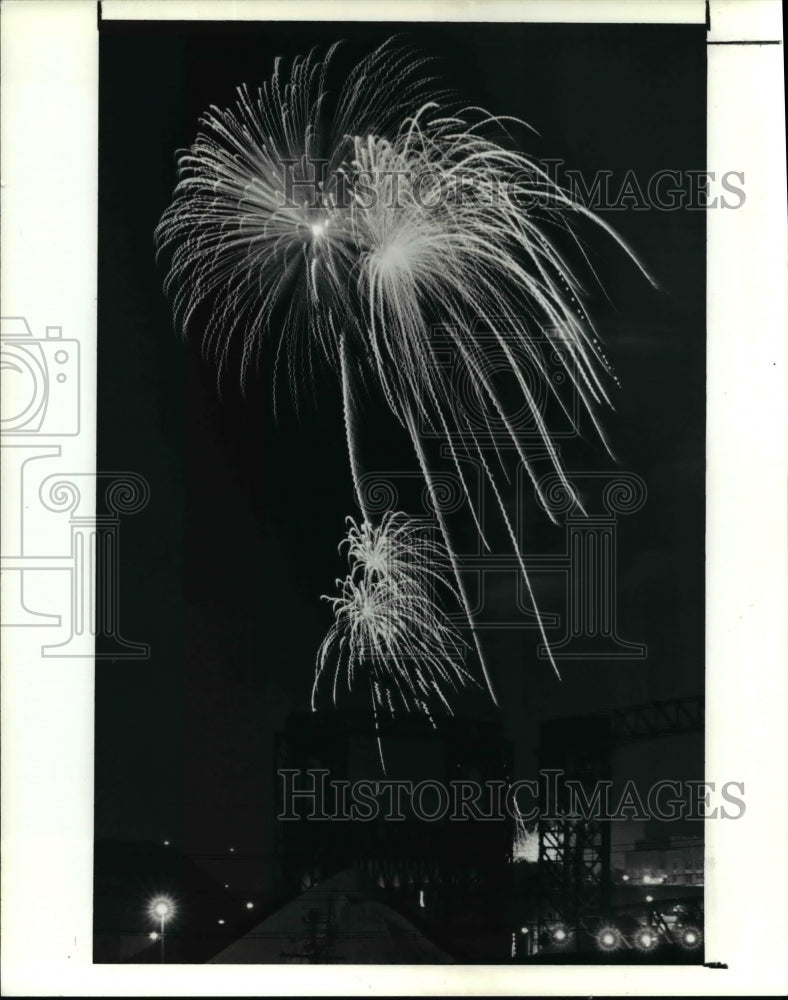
left=229, top=847, right=235, bottom=853
left=679, top=926, right=703, bottom=950
left=635, top=928, right=658, bottom=952
left=552, top=925, right=570, bottom=945
left=595, top=925, right=620, bottom=951
left=645, top=894, right=654, bottom=903
left=245, top=901, right=254, bottom=909
left=224, top=884, right=229, bottom=889
left=622, top=874, right=629, bottom=881
left=419, top=890, right=425, bottom=909
left=520, top=927, right=529, bottom=934
left=163, top=840, right=170, bottom=846
left=148, top=931, right=159, bottom=941
left=218, top=919, right=225, bottom=925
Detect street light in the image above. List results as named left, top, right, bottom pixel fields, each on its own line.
left=679, top=926, right=703, bottom=950
left=595, top=925, right=620, bottom=952
left=147, top=895, right=175, bottom=963
left=635, top=928, right=658, bottom=952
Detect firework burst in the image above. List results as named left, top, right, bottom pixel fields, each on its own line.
left=156, top=38, right=653, bottom=705
left=155, top=38, right=436, bottom=395
left=314, top=513, right=473, bottom=743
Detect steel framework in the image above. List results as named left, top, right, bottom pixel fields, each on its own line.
left=536, top=695, right=704, bottom=950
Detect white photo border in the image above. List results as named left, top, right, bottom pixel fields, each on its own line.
left=1, top=0, right=786, bottom=995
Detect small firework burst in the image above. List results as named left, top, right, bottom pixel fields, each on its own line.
left=341, top=510, right=455, bottom=593
left=314, top=512, right=473, bottom=766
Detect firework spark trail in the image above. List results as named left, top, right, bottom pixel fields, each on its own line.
left=156, top=39, right=654, bottom=710
left=339, top=332, right=368, bottom=522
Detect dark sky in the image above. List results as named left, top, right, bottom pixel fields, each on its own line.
left=97, top=20, right=705, bottom=892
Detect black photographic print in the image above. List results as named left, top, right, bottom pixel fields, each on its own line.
left=93, top=14, right=712, bottom=968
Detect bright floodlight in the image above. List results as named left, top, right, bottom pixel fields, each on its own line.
left=595, top=925, right=620, bottom=951
left=245, top=901, right=254, bottom=910
left=147, top=895, right=175, bottom=924
left=679, top=926, right=703, bottom=950
left=645, top=894, right=654, bottom=902
left=635, top=928, right=658, bottom=952
left=553, top=926, right=568, bottom=943
left=148, top=931, right=159, bottom=941
left=622, top=874, right=629, bottom=881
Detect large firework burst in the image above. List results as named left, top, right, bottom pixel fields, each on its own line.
left=156, top=38, right=652, bottom=706
left=155, top=38, right=436, bottom=392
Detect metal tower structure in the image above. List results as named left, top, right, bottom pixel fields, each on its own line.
left=536, top=695, right=704, bottom=949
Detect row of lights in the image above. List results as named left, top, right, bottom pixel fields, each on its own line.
left=620, top=873, right=670, bottom=885
left=545, top=922, right=702, bottom=952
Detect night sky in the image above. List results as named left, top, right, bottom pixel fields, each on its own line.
left=97, top=20, right=705, bottom=895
